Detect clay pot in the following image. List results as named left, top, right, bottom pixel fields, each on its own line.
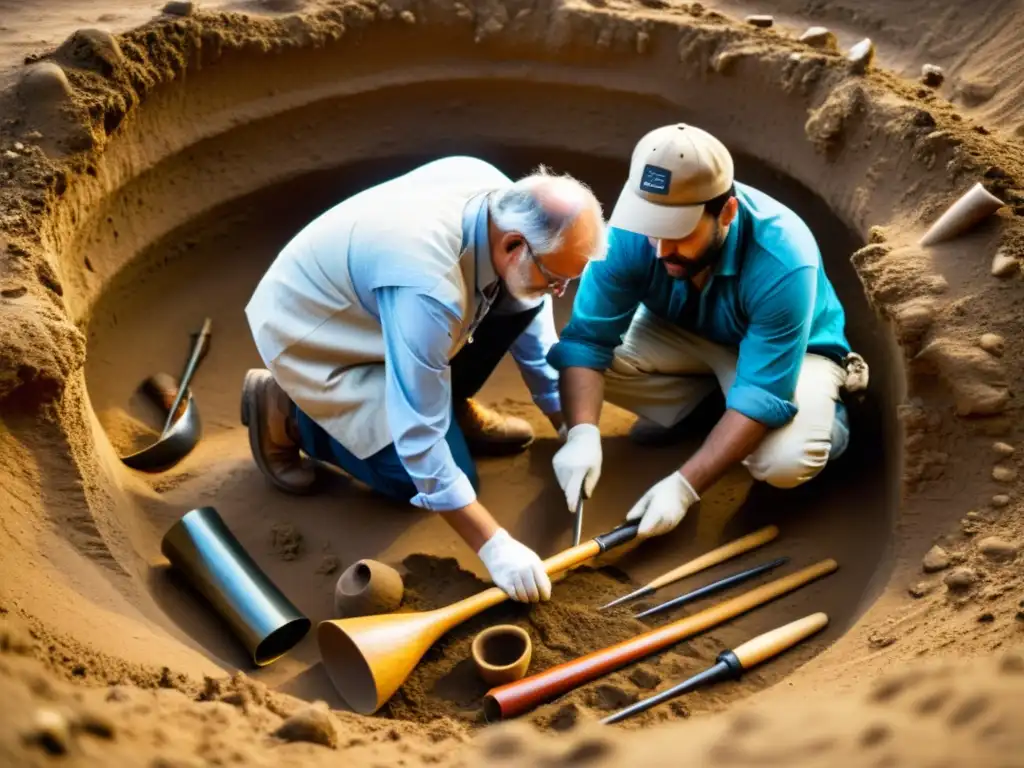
left=471, top=625, right=533, bottom=686
left=333, top=559, right=403, bottom=618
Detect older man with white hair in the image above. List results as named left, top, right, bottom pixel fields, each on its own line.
left=242, top=155, right=606, bottom=603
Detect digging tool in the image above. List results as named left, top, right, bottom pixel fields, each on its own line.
left=119, top=372, right=202, bottom=472
left=162, top=317, right=213, bottom=435
left=600, top=612, right=830, bottom=724
left=481, top=558, right=838, bottom=720
left=599, top=525, right=780, bottom=611
left=633, top=556, right=789, bottom=620
left=572, top=496, right=585, bottom=547
left=317, top=521, right=642, bottom=715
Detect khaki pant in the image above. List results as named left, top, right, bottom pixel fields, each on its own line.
left=603, top=306, right=850, bottom=489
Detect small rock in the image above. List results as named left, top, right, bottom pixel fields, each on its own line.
left=106, top=686, right=133, bottom=703
left=957, top=79, right=998, bottom=106
left=745, top=14, right=773, bottom=27
left=993, top=442, right=1015, bottom=457
left=22, top=708, right=72, bottom=755
left=992, top=494, right=1011, bottom=508
left=868, top=632, right=896, bottom=649
left=979, top=333, right=1005, bottom=357
left=13, top=142, right=25, bottom=152
left=847, top=38, right=875, bottom=73
left=922, top=545, right=951, bottom=573
left=3, top=150, right=18, bottom=160
left=628, top=667, right=661, bottom=689
left=315, top=555, right=339, bottom=576
left=944, top=567, right=977, bottom=591
left=978, top=612, right=995, bottom=623
left=273, top=704, right=337, bottom=748
left=991, top=250, right=1019, bottom=277
left=921, top=64, right=945, bottom=87
left=399, top=10, right=416, bottom=23
left=270, top=523, right=303, bottom=561
left=892, top=298, right=935, bottom=344
left=57, top=28, right=125, bottom=75
left=162, top=0, right=194, bottom=15
left=978, top=536, right=1018, bottom=561
left=993, top=465, right=1017, bottom=483
left=908, top=581, right=934, bottom=598
left=799, top=26, right=837, bottom=50
left=17, top=62, right=72, bottom=105
left=923, top=274, right=949, bottom=294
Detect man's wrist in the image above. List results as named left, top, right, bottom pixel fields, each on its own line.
left=674, top=469, right=700, bottom=504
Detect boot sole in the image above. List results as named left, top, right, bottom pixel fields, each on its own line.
left=240, top=369, right=317, bottom=496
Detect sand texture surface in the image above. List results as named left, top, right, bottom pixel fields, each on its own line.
left=2, top=0, right=1024, bottom=765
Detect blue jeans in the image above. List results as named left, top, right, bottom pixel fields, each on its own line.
left=293, top=293, right=541, bottom=503
left=294, top=401, right=480, bottom=502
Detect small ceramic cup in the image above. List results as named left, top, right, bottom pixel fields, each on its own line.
left=333, top=559, right=404, bottom=617
left=471, top=625, right=533, bottom=686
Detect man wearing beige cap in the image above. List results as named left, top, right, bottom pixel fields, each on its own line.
left=549, top=123, right=868, bottom=539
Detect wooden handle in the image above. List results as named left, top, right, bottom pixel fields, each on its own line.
left=442, top=539, right=604, bottom=623
left=484, top=558, right=837, bottom=719
left=648, top=525, right=780, bottom=590
left=732, top=612, right=829, bottom=669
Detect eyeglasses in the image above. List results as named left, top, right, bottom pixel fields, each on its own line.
left=524, top=241, right=573, bottom=298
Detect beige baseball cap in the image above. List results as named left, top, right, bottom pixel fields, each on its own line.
left=609, top=123, right=734, bottom=240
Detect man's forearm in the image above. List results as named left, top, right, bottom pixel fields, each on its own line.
left=441, top=500, right=501, bottom=552
left=560, top=366, right=605, bottom=428
left=680, top=408, right=769, bottom=494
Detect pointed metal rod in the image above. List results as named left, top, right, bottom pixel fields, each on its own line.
left=572, top=496, right=585, bottom=548
left=633, top=557, right=789, bottom=620
left=598, top=525, right=780, bottom=611
left=600, top=612, right=830, bottom=724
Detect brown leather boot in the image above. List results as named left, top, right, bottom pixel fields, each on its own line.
left=454, top=397, right=535, bottom=455
left=240, top=369, right=317, bottom=494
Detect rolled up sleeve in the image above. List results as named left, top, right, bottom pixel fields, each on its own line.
left=547, top=228, right=647, bottom=372
left=727, top=265, right=816, bottom=428
left=377, top=286, right=476, bottom=511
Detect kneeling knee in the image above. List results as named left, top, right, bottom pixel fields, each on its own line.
left=745, top=438, right=831, bottom=489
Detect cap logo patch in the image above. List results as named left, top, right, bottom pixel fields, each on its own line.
left=639, top=164, right=671, bottom=195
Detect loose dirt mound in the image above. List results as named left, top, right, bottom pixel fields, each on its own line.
left=2, top=0, right=1024, bottom=766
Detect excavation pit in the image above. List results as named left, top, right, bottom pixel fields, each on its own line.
left=81, top=141, right=895, bottom=723
left=2, top=2, right=1024, bottom=765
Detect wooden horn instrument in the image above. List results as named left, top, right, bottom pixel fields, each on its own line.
left=482, top=558, right=838, bottom=720
left=317, top=522, right=641, bottom=714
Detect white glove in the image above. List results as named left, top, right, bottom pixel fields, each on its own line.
left=551, top=423, right=602, bottom=512
left=625, top=472, right=700, bottom=539
left=477, top=529, right=552, bottom=603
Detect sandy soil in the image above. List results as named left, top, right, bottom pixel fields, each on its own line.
left=1, top=0, right=1024, bottom=766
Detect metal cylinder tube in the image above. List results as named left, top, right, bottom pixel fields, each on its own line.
left=161, top=506, right=311, bottom=666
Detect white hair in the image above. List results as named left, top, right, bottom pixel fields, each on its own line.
left=487, top=167, right=607, bottom=263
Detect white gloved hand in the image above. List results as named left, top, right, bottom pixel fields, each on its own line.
left=625, top=472, right=700, bottom=539
left=551, top=423, right=602, bottom=512
left=477, top=529, right=552, bottom=603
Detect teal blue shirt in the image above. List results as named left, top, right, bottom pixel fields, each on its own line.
left=547, top=182, right=851, bottom=428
